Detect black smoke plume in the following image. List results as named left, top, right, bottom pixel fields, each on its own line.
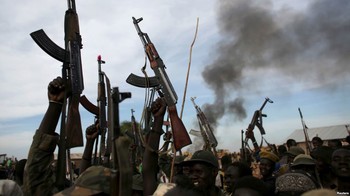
left=201, top=0, right=350, bottom=127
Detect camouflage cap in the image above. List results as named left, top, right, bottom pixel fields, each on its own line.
left=54, top=166, right=111, bottom=196
left=291, top=154, right=315, bottom=167
left=181, top=150, right=219, bottom=168
left=287, top=146, right=305, bottom=157
left=260, top=151, right=280, bottom=163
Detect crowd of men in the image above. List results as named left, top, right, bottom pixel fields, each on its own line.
left=0, top=76, right=350, bottom=196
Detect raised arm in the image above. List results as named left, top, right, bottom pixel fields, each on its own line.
left=142, top=98, right=166, bottom=195
left=80, top=122, right=99, bottom=173
left=23, top=76, right=65, bottom=196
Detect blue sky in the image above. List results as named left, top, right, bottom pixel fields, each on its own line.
left=1, top=0, right=349, bottom=159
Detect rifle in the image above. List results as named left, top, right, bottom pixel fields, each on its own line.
left=127, top=17, right=192, bottom=151
left=80, top=56, right=112, bottom=166
left=110, top=87, right=132, bottom=196
left=131, top=109, right=144, bottom=171
left=144, top=88, right=156, bottom=135
left=240, top=130, right=247, bottom=162
left=190, top=97, right=218, bottom=156
left=298, top=108, right=312, bottom=154
left=245, top=97, right=273, bottom=152
left=30, top=0, right=84, bottom=190
left=97, top=55, right=107, bottom=165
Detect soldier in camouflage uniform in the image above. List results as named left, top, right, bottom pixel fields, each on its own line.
left=23, top=77, right=65, bottom=195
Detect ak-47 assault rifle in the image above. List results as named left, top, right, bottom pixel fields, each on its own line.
left=131, top=109, right=144, bottom=171
left=30, top=0, right=84, bottom=190
left=243, top=97, right=273, bottom=155
left=80, top=55, right=109, bottom=165
left=126, top=17, right=192, bottom=151
left=190, top=97, right=218, bottom=156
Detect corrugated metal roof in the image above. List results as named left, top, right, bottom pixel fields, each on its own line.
left=285, top=124, right=349, bottom=143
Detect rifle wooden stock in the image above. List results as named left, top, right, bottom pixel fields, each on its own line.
left=168, top=105, right=192, bottom=151
left=66, top=95, right=84, bottom=147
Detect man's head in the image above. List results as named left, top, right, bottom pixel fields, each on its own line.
left=173, top=155, right=186, bottom=175
left=286, top=146, right=305, bottom=164
left=312, top=136, right=323, bottom=149
left=286, top=139, right=297, bottom=149
left=331, top=148, right=350, bottom=179
left=220, top=154, right=232, bottom=172
left=181, top=150, right=219, bottom=193
left=224, top=161, right=252, bottom=193
left=277, top=145, right=287, bottom=157
left=232, top=176, right=268, bottom=196
left=259, top=151, right=279, bottom=178
left=54, top=166, right=111, bottom=196
left=290, top=154, right=316, bottom=176
left=310, top=146, right=334, bottom=172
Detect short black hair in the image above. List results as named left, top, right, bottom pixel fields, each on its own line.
left=230, top=161, right=252, bottom=177
left=278, top=145, right=287, bottom=155
left=286, top=139, right=297, bottom=148
left=221, top=154, right=232, bottom=166
left=312, top=136, right=323, bottom=144
left=233, top=176, right=268, bottom=196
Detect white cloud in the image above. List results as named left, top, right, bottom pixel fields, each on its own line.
left=1, top=0, right=349, bottom=159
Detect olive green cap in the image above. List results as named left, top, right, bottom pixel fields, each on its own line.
left=182, top=150, right=218, bottom=168
left=292, top=154, right=315, bottom=167
left=54, top=166, right=111, bottom=196
left=287, top=146, right=305, bottom=157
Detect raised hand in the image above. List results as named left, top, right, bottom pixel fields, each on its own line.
left=47, top=76, right=65, bottom=103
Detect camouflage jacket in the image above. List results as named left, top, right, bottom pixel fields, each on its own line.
left=23, top=130, right=59, bottom=196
